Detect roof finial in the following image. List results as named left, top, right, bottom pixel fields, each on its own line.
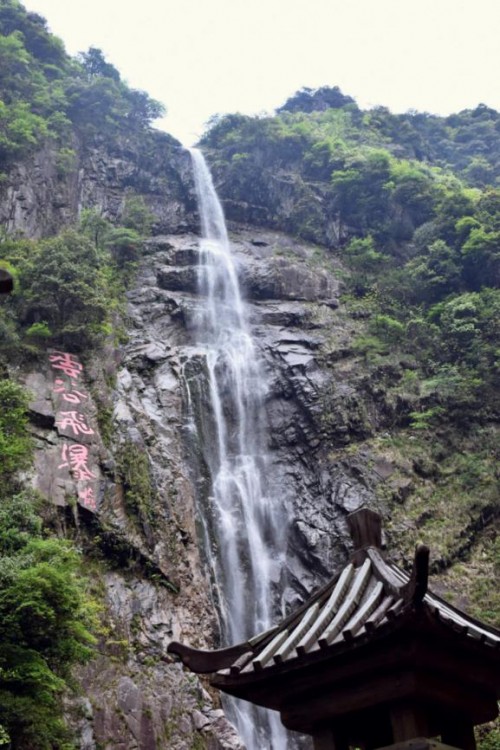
left=347, top=508, right=382, bottom=551
left=404, top=543, right=430, bottom=604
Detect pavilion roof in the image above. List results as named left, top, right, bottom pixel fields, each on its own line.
left=168, top=509, right=500, bottom=698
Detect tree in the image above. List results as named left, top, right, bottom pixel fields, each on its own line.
left=390, top=161, right=437, bottom=230
left=121, top=194, right=154, bottom=236
left=0, top=2, right=66, bottom=72
left=65, top=76, right=125, bottom=135
left=124, top=88, right=165, bottom=129
left=0, top=494, right=96, bottom=749
left=79, top=208, right=112, bottom=249
left=105, top=226, right=142, bottom=266
left=331, top=149, right=393, bottom=237
left=476, top=188, right=500, bottom=231
left=461, top=227, right=500, bottom=290
left=78, top=46, right=120, bottom=82
left=0, top=379, right=31, bottom=484
left=0, top=100, right=48, bottom=164
left=278, top=86, right=356, bottom=114
left=19, top=230, right=108, bottom=349
left=406, top=239, right=462, bottom=303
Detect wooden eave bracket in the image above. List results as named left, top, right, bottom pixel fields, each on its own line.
left=347, top=508, right=383, bottom=552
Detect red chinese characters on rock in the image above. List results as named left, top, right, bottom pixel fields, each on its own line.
left=53, top=378, right=87, bottom=404
left=55, top=411, right=95, bottom=437
left=49, top=351, right=83, bottom=380
left=49, top=351, right=99, bottom=513
left=58, top=443, right=96, bottom=481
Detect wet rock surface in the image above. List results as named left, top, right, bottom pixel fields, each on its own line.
left=26, top=224, right=387, bottom=749
left=121, top=227, right=380, bottom=608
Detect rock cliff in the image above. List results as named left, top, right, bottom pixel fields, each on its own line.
left=23, top=208, right=402, bottom=748
left=5, top=133, right=497, bottom=749
left=0, top=131, right=197, bottom=238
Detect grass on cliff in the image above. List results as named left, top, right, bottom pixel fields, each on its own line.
left=360, top=427, right=500, bottom=628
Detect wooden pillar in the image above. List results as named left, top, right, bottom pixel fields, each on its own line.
left=441, top=717, right=476, bottom=750
left=313, top=727, right=349, bottom=750
left=390, top=702, right=430, bottom=743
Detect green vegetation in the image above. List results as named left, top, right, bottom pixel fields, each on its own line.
left=203, top=87, right=500, bottom=434
left=116, top=440, right=155, bottom=523
left=0, top=5, right=499, bottom=744
left=0, top=199, right=153, bottom=358
left=0, top=379, right=32, bottom=480
left=207, top=85, right=500, bottom=189
left=0, top=498, right=97, bottom=748
left=0, top=0, right=161, bottom=359
left=0, top=0, right=164, bottom=168
left=0, top=377, right=97, bottom=748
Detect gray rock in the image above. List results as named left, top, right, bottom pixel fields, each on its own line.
left=22, top=221, right=385, bottom=750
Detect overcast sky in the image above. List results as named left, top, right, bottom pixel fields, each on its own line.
left=21, top=0, right=500, bottom=146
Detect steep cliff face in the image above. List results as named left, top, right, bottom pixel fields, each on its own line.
left=19, top=197, right=384, bottom=747
left=4, top=131, right=498, bottom=749
left=2, top=136, right=245, bottom=748
left=125, top=230, right=358, bottom=595
left=23, top=331, right=244, bottom=750
left=0, top=131, right=197, bottom=238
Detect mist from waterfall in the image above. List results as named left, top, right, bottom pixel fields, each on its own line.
left=184, top=147, right=290, bottom=749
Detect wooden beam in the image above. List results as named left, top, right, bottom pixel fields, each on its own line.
left=390, top=702, right=430, bottom=742
left=313, top=727, right=349, bottom=750
left=167, top=640, right=252, bottom=673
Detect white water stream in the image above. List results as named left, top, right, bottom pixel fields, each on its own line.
left=186, top=148, right=290, bottom=749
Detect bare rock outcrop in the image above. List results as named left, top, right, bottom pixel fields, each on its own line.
left=22, top=223, right=386, bottom=749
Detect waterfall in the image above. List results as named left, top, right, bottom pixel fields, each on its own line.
left=184, top=148, right=291, bottom=749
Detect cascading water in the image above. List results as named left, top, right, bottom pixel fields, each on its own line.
left=184, top=148, right=291, bottom=749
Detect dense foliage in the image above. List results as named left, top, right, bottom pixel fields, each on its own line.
left=201, top=87, right=500, bottom=432
left=0, top=192, right=153, bottom=360
left=0, top=501, right=97, bottom=749
left=0, top=0, right=164, bottom=169
left=0, top=381, right=97, bottom=749
left=205, top=86, right=500, bottom=189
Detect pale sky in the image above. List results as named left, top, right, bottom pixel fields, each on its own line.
left=21, top=0, right=500, bottom=146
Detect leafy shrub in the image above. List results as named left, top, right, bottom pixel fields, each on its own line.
left=0, top=492, right=97, bottom=749
left=0, top=379, right=32, bottom=482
